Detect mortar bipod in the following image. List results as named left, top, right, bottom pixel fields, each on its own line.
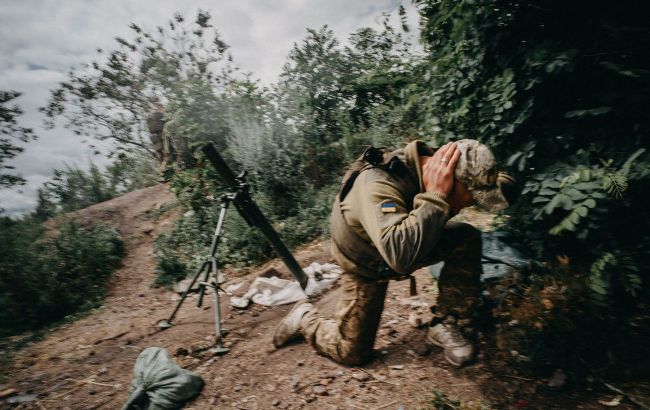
left=157, top=192, right=236, bottom=355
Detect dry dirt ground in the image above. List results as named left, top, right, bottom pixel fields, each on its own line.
left=0, top=185, right=637, bottom=409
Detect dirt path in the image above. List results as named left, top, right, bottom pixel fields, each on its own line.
left=0, top=185, right=630, bottom=409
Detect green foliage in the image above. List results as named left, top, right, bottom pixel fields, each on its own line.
left=490, top=261, right=650, bottom=379
left=413, top=0, right=650, bottom=376
left=0, top=218, right=123, bottom=335
left=428, top=390, right=461, bottom=410
left=35, top=152, right=157, bottom=218
left=0, top=90, right=36, bottom=190
left=42, top=10, right=235, bottom=159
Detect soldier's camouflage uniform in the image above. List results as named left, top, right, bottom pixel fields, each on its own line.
left=300, top=140, right=485, bottom=365
left=147, top=110, right=192, bottom=175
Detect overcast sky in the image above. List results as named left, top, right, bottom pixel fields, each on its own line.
left=0, top=0, right=420, bottom=215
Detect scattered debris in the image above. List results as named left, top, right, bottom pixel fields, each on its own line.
left=602, top=381, right=650, bottom=410
left=0, top=389, right=18, bottom=399
left=6, top=394, right=37, bottom=404
left=225, top=281, right=246, bottom=294
left=174, top=278, right=195, bottom=294
left=93, top=331, right=129, bottom=345
left=408, top=312, right=424, bottom=328
left=599, top=395, right=623, bottom=407
left=395, top=296, right=430, bottom=308
left=509, top=350, right=531, bottom=362
left=258, top=266, right=283, bottom=279
left=313, top=385, right=329, bottom=396
left=547, top=369, right=567, bottom=390
left=352, top=372, right=370, bottom=382
left=375, top=400, right=399, bottom=410
left=414, top=343, right=432, bottom=357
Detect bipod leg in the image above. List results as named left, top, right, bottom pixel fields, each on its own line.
left=196, top=262, right=212, bottom=308
left=211, top=258, right=229, bottom=355
left=158, top=261, right=210, bottom=329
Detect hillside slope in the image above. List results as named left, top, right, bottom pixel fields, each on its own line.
left=0, top=184, right=629, bottom=409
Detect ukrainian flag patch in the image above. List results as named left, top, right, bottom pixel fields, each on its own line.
left=381, top=202, right=397, bottom=213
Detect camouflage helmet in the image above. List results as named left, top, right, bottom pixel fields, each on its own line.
left=453, top=139, right=516, bottom=211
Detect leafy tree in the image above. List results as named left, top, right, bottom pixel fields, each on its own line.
left=0, top=91, right=36, bottom=189
left=41, top=11, right=234, bottom=161
left=277, top=26, right=353, bottom=187
left=340, top=20, right=423, bottom=155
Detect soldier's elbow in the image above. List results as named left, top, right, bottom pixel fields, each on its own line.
left=380, top=251, right=417, bottom=276
left=379, top=232, right=418, bottom=275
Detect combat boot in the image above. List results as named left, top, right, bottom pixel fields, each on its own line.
left=272, top=301, right=313, bottom=348
left=427, top=319, right=475, bottom=367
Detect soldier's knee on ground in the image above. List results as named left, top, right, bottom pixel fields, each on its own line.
left=337, top=349, right=371, bottom=366
left=333, top=340, right=373, bottom=366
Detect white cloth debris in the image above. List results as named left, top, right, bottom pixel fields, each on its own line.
left=229, top=262, right=342, bottom=308
left=225, top=281, right=245, bottom=294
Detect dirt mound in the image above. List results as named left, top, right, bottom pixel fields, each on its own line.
left=0, top=185, right=629, bottom=409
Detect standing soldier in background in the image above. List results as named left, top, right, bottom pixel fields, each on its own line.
left=165, top=116, right=194, bottom=170
left=147, top=105, right=173, bottom=178
left=147, top=105, right=193, bottom=178
left=273, top=139, right=518, bottom=367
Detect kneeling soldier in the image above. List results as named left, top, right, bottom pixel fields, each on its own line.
left=273, top=139, right=516, bottom=367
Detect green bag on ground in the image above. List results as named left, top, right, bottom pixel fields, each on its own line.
left=122, top=347, right=204, bottom=410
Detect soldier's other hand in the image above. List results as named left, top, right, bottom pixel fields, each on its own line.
left=422, top=142, right=461, bottom=198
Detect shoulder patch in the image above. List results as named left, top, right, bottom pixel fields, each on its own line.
left=381, top=202, right=397, bottom=213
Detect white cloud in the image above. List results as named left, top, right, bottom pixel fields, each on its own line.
left=0, top=0, right=419, bottom=215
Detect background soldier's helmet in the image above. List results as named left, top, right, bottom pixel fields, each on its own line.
left=453, top=139, right=518, bottom=211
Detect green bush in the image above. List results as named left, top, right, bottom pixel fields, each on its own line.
left=0, top=218, right=123, bottom=335
left=35, top=153, right=158, bottom=219
left=414, top=0, right=650, bottom=377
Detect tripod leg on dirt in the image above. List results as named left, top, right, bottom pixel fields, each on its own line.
left=211, top=257, right=229, bottom=354
left=196, top=262, right=212, bottom=308
left=158, top=261, right=210, bottom=328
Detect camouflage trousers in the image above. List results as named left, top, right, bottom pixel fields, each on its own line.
left=300, top=221, right=482, bottom=365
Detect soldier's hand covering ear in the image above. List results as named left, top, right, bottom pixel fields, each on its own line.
left=422, top=142, right=461, bottom=198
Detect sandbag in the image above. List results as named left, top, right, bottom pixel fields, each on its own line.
left=122, top=347, right=204, bottom=410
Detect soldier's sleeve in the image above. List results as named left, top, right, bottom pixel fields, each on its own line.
left=357, top=170, right=452, bottom=275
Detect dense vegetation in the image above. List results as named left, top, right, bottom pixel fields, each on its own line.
left=35, top=152, right=158, bottom=219
left=0, top=218, right=123, bottom=335
left=10, top=1, right=648, bottom=379
left=1, top=91, right=148, bottom=336
left=0, top=90, right=36, bottom=190
left=413, top=0, right=650, bottom=378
